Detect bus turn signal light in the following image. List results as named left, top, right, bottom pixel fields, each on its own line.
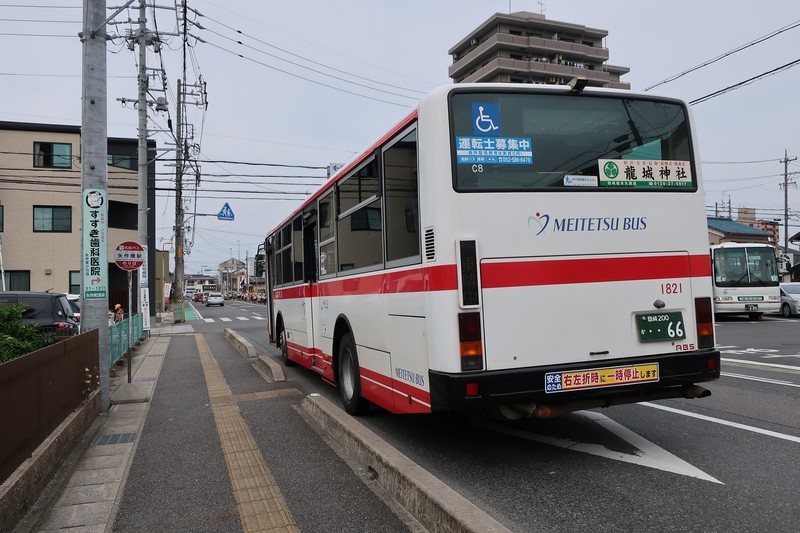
left=694, top=297, right=715, bottom=349
left=458, top=312, right=483, bottom=371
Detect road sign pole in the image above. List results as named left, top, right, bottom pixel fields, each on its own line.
left=128, top=270, right=133, bottom=384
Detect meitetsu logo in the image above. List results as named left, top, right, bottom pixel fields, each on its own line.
left=529, top=211, right=647, bottom=235
left=527, top=212, right=550, bottom=235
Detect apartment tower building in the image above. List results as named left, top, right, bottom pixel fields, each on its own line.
left=449, top=11, right=630, bottom=89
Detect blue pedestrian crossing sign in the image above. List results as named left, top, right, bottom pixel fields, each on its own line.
left=217, top=202, right=234, bottom=221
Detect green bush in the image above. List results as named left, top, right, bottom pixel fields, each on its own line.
left=0, top=304, right=45, bottom=364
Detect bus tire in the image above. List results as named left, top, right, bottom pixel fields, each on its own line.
left=338, top=333, right=369, bottom=415
left=280, top=328, right=294, bottom=367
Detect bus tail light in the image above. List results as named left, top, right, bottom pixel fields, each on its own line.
left=694, top=297, right=715, bottom=349
left=458, top=312, right=483, bottom=371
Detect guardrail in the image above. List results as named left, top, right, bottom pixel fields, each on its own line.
left=109, top=313, right=144, bottom=366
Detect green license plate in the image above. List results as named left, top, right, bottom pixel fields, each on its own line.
left=636, top=311, right=686, bottom=343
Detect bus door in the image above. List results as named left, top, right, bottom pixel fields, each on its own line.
left=265, top=242, right=275, bottom=344
left=303, top=213, right=321, bottom=371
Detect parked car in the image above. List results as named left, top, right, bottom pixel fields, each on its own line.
left=193, top=292, right=204, bottom=302
left=205, top=292, right=224, bottom=307
left=0, top=291, right=80, bottom=336
left=66, top=293, right=81, bottom=330
left=779, top=282, right=800, bottom=317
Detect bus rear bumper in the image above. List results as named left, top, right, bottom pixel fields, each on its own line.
left=428, top=349, right=720, bottom=417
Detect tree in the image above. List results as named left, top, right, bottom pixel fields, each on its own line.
left=0, top=304, right=45, bottom=364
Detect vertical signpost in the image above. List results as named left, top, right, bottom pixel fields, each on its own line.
left=114, top=241, right=145, bottom=383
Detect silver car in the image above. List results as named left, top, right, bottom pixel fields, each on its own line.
left=779, top=282, right=800, bottom=317
left=205, top=292, right=224, bottom=307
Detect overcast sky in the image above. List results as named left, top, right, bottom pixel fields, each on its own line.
left=3, top=0, right=800, bottom=274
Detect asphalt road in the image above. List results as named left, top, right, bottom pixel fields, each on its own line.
left=202, top=301, right=800, bottom=532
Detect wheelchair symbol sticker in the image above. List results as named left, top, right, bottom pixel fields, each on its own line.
left=472, top=103, right=501, bottom=136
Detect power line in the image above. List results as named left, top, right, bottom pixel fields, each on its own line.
left=644, top=19, right=800, bottom=91
left=690, top=58, right=800, bottom=105
left=0, top=4, right=80, bottom=7
left=200, top=39, right=413, bottom=108
left=197, top=13, right=426, bottom=97
left=702, top=158, right=781, bottom=165
left=198, top=159, right=327, bottom=169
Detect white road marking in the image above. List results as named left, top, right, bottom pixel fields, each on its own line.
left=220, top=317, right=232, bottom=322
left=640, top=402, right=800, bottom=444
left=236, top=316, right=249, bottom=321
left=475, top=411, right=721, bottom=483
left=204, top=318, right=214, bottom=323
left=721, top=372, right=800, bottom=388
left=722, top=358, right=800, bottom=371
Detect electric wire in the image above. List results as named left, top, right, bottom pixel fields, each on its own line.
left=690, top=58, right=800, bottom=105
left=644, top=18, right=800, bottom=91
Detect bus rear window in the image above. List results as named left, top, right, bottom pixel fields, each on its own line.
left=450, top=92, right=695, bottom=191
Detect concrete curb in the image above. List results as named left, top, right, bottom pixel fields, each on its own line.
left=0, top=390, right=100, bottom=532
left=300, top=395, right=511, bottom=533
left=223, top=327, right=285, bottom=382
left=254, top=355, right=285, bottom=382
left=223, top=327, right=256, bottom=358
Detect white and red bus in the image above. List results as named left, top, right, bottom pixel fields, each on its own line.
left=265, top=81, right=720, bottom=418
left=710, top=242, right=780, bottom=319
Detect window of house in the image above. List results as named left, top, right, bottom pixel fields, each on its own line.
left=33, top=142, right=72, bottom=168
left=108, top=153, right=134, bottom=170
left=69, top=270, right=80, bottom=294
left=108, top=200, right=137, bottom=230
left=33, top=206, right=72, bottom=232
left=3, top=271, right=30, bottom=291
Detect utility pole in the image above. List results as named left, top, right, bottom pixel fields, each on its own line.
left=174, top=78, right=185, bottom=303
left=137, top=0, right=148, bottom=322
left=80, top=0, right=111, bottom=411
left=781, top=150, right=797, bottom=252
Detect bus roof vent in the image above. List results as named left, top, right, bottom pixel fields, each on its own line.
left=424, top=227, right=436, bottom=261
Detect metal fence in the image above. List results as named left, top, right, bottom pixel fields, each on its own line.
left=109, top=313, right=144, bottom=366
left=0, top=330, right=99, bottom=486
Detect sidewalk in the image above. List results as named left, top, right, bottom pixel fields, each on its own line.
left=13, top=313, right=182, bottom=533
left=11, top=308, right=509, bottom=533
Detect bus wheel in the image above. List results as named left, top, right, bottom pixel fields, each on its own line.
left=280, top=328, right=294, bottom=367
left=338, top=333, right=369, bottom=415
left=748, top=312, right=764, bottom=320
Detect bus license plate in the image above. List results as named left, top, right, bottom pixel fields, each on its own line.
left=636, top=311, right=686, bottom=343
left=745, top=304, right=758, bottom=311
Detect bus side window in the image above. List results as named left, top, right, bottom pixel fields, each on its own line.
left=384, top=127, right=420, bottom=265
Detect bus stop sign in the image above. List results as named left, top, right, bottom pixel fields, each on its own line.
left=114, top=241, right=145, bottom=271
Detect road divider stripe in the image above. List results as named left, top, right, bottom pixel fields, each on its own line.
left=640, top=402, right=800, bottom=444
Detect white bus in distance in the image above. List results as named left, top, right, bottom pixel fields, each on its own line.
left=264, top=80, right=721, bottom=419
left=710, top=242, right=780, bottom=319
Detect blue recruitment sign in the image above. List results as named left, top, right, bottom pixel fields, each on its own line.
left=217, top=202, right=234, bottom=221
